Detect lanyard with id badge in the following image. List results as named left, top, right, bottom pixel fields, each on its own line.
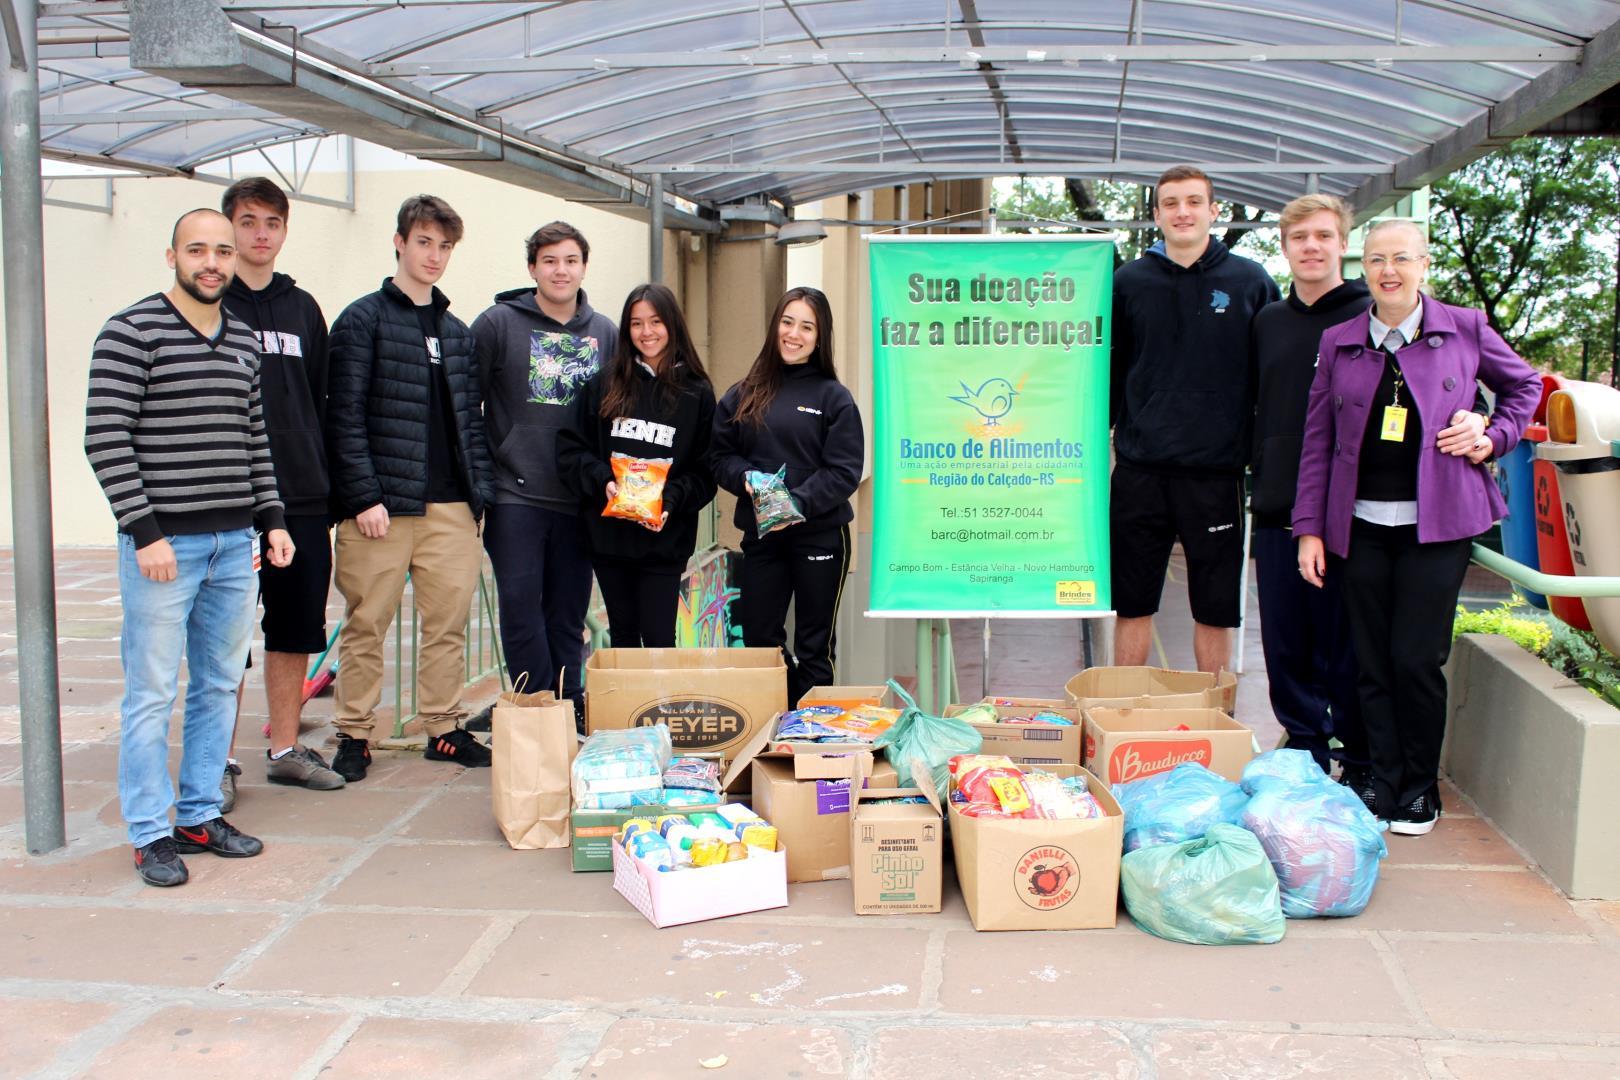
left=1380, top=345, right=1409, bottom=442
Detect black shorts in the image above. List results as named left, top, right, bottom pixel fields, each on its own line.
left=259, top=514, right=333, bottom=654
left=1110, top=460, right=1245, bottom=628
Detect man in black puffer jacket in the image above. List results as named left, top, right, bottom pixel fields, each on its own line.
left=326, top=195, right=495, bottom=781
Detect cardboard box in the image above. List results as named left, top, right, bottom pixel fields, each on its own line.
left=945, top=699, right=1083, bottom=766
left=798, top=684, right=896, bottom=710
left=570, top=801, right=710, bottom=872
left=612, top=835, right=788, bottom=928
left=949, top=764, right=1124, bottom=931
left=722, top=717, right=898, bottom=883
left=1064, top=666, right=1238, bottom=714
left=585, top=648, right=787, bottom=757
left=1082, top=706, right=1255, bottom=785
left=850, top=759, right=944, bottom=915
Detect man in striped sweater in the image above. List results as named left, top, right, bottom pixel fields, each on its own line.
left=85, top=208, right=296, bottom=887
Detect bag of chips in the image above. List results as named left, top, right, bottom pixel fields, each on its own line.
left=775, top=705, right=847, bottom=742
left=602, top=452, right=671, bottom=527
left=746, top=465, right=805, bottom=535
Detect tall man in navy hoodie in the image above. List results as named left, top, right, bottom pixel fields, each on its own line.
left=221, top=177, right=346, bottom=798
left=1110, top=165, right=1279, bottom=673
left=472, top=221, right=615, bottom=720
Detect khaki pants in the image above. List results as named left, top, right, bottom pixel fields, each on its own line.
left=333, top=502, right=481, bottom=740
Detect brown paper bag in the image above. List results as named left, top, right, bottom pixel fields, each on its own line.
left=491, top=686, right=578, bottom=850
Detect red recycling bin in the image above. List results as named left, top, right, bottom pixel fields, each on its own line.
left=1532, top=432, right=1592, bottom=631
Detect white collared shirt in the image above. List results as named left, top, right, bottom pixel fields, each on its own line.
left=1355, top=297, right=1424, bottom=526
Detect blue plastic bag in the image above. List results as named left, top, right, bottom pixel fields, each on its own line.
left=1121, top=823, right=1286, bottom=945
left=873, top=679, right=982, bottom=799
left=1241, top=776, right=1387, bottom=918
left=1111, top=763, right=1248, bottom=853
left=1239, top=747, right=1326, bottom=794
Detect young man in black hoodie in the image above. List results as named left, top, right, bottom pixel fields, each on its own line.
left=221, top=177, right=346, bottom=798
left=326, top=195, right=496, bottom=781
left=1252, top=194, right=1485, bottom=801
left=472, top=222, right=615, bottom=717
left=1110, top=165, right=1279, bottom=674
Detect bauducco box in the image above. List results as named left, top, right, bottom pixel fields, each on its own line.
left=850, top=757, right=943, bottom=915
left=585, top=648, right=787, bottom=757
left=1082, top=706, right=1254, bottom=785
left=949, top=765, right=1123, bottom=931
left=722, top=718, right=898, bottom=883
left=1064, top=666, right=1238, bottom=714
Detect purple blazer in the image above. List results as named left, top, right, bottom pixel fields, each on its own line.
left=1292, top=298, right=1541, bottom=557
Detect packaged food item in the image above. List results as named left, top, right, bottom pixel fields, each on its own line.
left=653, top=814, right=686, bottom=835
left=602, top=453, right=672, bottom=527
left=571, top=726, right=672, bottom=810
left=663, top=821, right=699, bottom=849
left=746, top=465, right=805, bottom=536
left=716, top=803, right=763, bottom=829
left=661, top=788, right=721, bottom=807
left=817, top=704, right=900, bottom=742
left=948, top=754, right=1019, bottom=781
left=624, top=830, right=674, bottom=872
left=953, top=702, right=999, bottom=726
left=688, top=812, right=729, bottom=830
left=725, top=841, right=749, bottom=862
left=1002, top=710, right=1075, bottom=726
left=689, top=837, right=729, bottom=867
left=954, top=759, right=1031, bottom=818
left=662, top=757, right=723, bottom=793
left=774, top=705, right=847, bottom=742
left=618, top=818, right=656, bottom=842
left=865, top=795, right=930, bottom=806
left=739, top=823, right=779, bottom=851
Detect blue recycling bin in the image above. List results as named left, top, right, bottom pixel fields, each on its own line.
left=1496, top=430, right=1547, bottom=609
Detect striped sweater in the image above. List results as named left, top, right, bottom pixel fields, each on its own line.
left=84, top=293, right=286, bottom=548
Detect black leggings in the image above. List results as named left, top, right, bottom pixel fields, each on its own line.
left=592, top=558, right=683, bottom=649
left=1335, top=518, right=1474, bottom=814
left=739, top=524, right=851, bottom=706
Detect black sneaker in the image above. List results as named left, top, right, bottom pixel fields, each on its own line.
left=172, top=817, right=265, bottom=857
left=332, top=734, right=371, bottom=782
left=1337, top=765, right=1379, bottom=817
left=424, top=727, right=492, bottom=767
left=133, top=837, right=189, bottom=887
left=463, top=706, right=492, bottom=734
left=1388, top=793, right=1440, bottom=836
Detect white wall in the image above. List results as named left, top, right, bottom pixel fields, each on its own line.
left=0, top=143, right=652, bottom=545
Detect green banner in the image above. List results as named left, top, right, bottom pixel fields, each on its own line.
left=867, top=237, right=1113, bottom=616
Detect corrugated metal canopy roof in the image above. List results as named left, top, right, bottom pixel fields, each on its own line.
left=32, top=0, right=1620, bottom=215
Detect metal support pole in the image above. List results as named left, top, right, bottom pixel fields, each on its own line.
left=915, top=619, right=933, bottom=713
left=1234, top=508, right=1254, bottom=675
left=980, top=619, right=991, bottom=698
left=648, top=172, right=665, bottom=284
left=2, top=0, right=67, bottom=855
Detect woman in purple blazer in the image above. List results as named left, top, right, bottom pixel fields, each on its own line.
left=1292, top=219, right=1541, bottom=836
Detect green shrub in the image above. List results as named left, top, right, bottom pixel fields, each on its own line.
left=1453, top=600, right=1553, bottom=654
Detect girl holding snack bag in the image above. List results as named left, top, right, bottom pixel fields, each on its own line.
left=711, top=287, right=865, bottom=705
left=557, top=284, right=716, bottom=647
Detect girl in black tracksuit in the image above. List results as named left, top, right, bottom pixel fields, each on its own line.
left=711, top=286, right=865, bottom=706
left=557, top=284, right=716, bottom=648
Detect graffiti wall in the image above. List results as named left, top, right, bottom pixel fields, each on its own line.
left=676, top=550, right=743, bottom=647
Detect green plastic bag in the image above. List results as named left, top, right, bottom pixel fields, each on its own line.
left=873, top=679, right=982, bottom=799
left=1120, top=823, right=1286, bottom=945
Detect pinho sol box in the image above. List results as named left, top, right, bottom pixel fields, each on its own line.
left=585, top=648, right=787, bottom=758
left=1081, top=706, right=1254, bottom=785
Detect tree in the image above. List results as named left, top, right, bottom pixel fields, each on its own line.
left=1427, top=137, right=1619, bottom=376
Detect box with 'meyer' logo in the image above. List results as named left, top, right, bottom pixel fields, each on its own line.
left=584, top=648, right=788, bottom=763
left=1081, top=706, right=1254, bottom=785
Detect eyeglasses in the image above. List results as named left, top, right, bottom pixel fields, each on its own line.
left=1364, top=253, right=1426, bottom=269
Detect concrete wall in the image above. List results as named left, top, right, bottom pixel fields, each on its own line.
left=1444, top=632, right=1620, bottom=899
left=0, top=145, right=653, bottom=546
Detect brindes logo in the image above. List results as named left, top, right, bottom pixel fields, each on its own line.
left=1110, top=739, right=1213, bottom=783
left=633, top=698, right=746, bottom=749
left=1016, top=845, right=1079, bottom=910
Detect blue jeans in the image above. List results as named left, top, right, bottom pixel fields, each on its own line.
left=118, top=528, right=257, bottom=847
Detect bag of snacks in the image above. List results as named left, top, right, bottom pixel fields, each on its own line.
left=746, top=465, right=805, bottom=535
left=603, top=453, right=671, bottom=527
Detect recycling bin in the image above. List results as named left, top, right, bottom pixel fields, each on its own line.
left=1532, top=446, right=1591, bottom=632
left=1494, top=374, right=1561, bottom=609
left=1538, top=383, right=1620, bottom=656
